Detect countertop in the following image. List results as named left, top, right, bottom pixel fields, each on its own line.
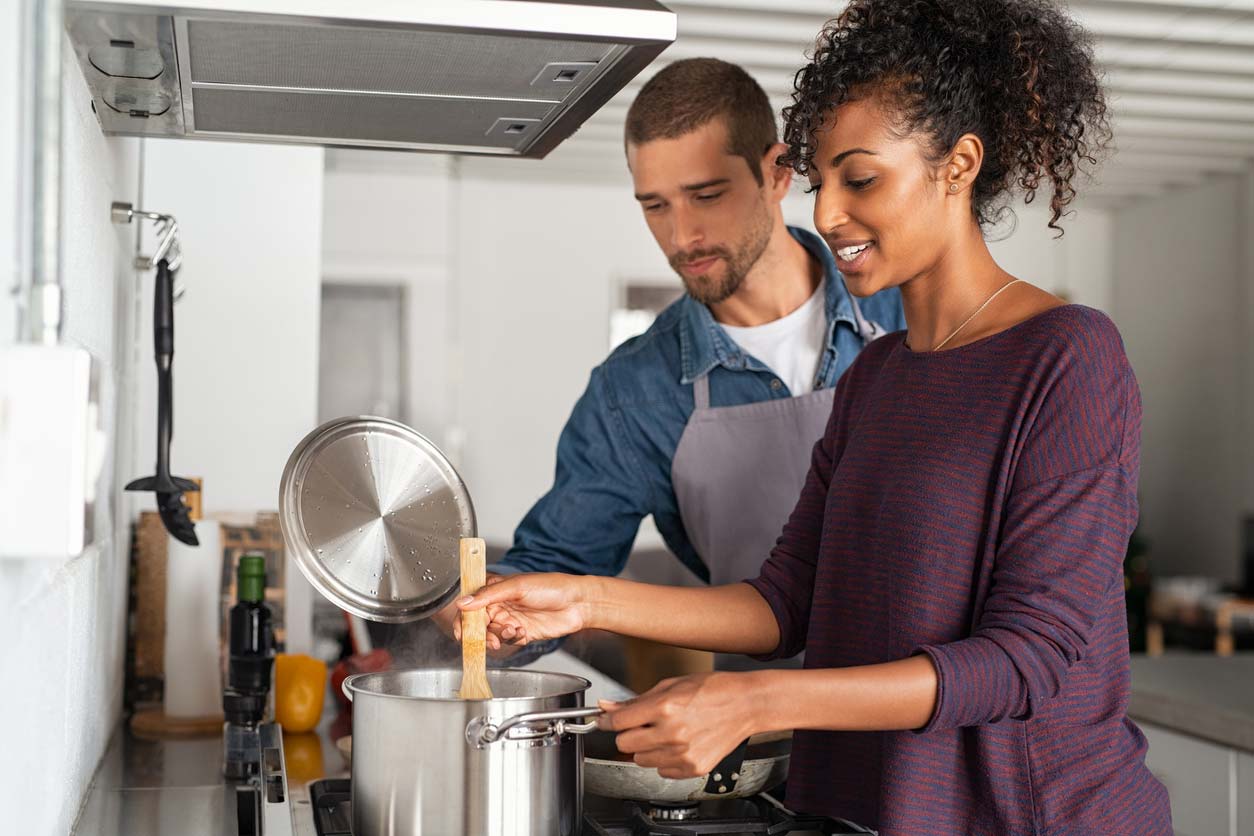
left=80, top=651, right=1254, bottom=833
left=71, top=650, right=634, bottom=836
left=1129, top=652, right=1254, bottom=752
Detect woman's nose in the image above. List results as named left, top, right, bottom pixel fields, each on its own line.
left=813, top=189, right=851, bottom=237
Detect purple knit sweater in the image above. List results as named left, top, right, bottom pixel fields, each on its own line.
left=747, top=305, right=1171, bottom=835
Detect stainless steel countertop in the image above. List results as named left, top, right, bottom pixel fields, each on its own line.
left=71, top=726, right=261, bottom=836
left=1129, top=652, right=1254, bottom=752
left=71, top=717, right=329, bottom=836
left=72, top=650, right=632, bottom=836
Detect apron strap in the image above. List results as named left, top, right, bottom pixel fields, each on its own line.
left=693, top=374, right=710, bottom=411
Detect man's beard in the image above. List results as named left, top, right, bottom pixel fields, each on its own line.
left=669, top=205, right=774, bottom=306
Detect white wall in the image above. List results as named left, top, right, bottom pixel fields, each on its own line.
left=323, top=152, right=1114, bottom=548
left=1243, top=172, right=1254, bottom=517
left=321, top=153, right=453, bottom=439
left=139, top=139, right=324, bottom=514
left=1111, top=174, right=1252, bottom=581
left=0, top=34, right=143, bottom=836
left=0, top=0, right=17, bottom=347
left=138, top=138, right=325, bottom=654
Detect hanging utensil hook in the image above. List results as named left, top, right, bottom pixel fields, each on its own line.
left=111, top=201, right=185, bottom=287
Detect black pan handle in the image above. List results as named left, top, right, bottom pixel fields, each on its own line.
left=704, top=737, right=749, bottom=795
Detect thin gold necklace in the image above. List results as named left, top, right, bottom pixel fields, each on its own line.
left=930, top=278, right=1024, bottom=351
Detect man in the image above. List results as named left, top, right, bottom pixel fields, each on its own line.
left=463, top=58, right=904, bottom=669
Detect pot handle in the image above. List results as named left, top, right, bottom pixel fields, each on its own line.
left=467, top=706, right=603, bottom=748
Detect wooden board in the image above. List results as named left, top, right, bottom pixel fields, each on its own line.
left=130, top=706, right=223, bottom=740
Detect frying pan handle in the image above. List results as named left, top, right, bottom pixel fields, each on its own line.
left=467, top=706, right=603, bottom=748
left=704, top=737, right=750, bottom=795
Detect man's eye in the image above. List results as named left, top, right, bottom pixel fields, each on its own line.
left=644, top=203, right=665, bottom=212
left=695, top=192, right=723, bottom=202
left=847, top=177, right=876, bottom=190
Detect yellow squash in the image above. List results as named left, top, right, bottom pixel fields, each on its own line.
left=274, top=653, right=328, bottom=733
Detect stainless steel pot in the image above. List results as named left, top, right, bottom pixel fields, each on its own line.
left=341, top=667, right=601, bottom=836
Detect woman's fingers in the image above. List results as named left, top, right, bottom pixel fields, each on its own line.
left=629, top=745, right=690, bottom=770
left=597, top=693, right=674, bottom=733
left=657, top=765, right=705, bottom=780
left=457, top=576, right=527, bottom=610
left=485, top=617, right=529, bottom=647
left=614, top=724, right=682, bottom=754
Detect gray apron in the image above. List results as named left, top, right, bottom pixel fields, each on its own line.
left=671, top=374, right=835, bottom=671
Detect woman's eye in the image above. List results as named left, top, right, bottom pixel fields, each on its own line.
left=847, top=177, right=876, bottom=190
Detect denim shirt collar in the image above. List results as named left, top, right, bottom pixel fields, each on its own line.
left=678, top=226, right=857, bottom=385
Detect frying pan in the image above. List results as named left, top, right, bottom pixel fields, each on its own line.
left=583, top=729, right=791, bottom=804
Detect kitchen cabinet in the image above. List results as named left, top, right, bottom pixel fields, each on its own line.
left=1131, top=655, right=1254, bottom=836
left=1240, top=753, right=1254, bottom=836
left=1141, top=721, right=1235, bottom=836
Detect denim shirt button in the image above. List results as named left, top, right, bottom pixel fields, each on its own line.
left=770, top=379, right=783, bottom=391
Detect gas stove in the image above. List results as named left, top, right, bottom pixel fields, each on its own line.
left=302, top=778, right=876, bottom=836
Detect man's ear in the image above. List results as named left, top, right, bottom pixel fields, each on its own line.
left=761, top=141, right=793, bottom=201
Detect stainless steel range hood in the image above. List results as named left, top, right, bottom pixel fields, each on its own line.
left=65, top=0, right=674, bottom=157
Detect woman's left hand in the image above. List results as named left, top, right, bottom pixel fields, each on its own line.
left=598, top=671, right=764, bottom=779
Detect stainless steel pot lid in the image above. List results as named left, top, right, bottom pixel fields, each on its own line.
left=279, top=416, right=476, bottom=623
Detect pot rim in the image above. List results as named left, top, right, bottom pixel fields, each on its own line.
left=343, top=667, right=592, bottom=704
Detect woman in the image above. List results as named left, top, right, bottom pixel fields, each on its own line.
left=460, top=0, right=1172, bottom=832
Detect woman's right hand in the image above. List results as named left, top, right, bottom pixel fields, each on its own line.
left=455, top=573, right=592, bottom=646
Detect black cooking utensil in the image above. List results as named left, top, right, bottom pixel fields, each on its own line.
left=127, top=257, right=199, bottom=545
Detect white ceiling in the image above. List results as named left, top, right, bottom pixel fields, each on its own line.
left=545, top=0, right=1254, bottom=208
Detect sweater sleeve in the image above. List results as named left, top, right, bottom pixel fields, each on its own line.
left=916, top=312, right=1141, bottom=730
left=916, top=464, right=1136, bottom=729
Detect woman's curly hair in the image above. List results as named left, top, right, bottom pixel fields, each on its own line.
left=780, top=0, right=1111, bottom=234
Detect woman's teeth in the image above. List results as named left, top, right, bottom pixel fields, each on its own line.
left=837, top=242, right=872, bottom=261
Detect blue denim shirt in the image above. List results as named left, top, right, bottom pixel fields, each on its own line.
left=498, top=226, right=905, bottom=582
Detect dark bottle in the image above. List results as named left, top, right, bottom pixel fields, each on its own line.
left=228, top=554, right=274, bottom=697
left=223, top=554, right=275, bottom=780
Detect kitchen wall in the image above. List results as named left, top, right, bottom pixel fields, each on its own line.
left=1112, top=172, right=1254, bottom=582
left=136, top=140, right=324, bottom=514
left=0, top=35, right=326, bottom=835
left=0, top=1, right=16, bottom=348
left=136, top=138, right=325, bottom=653
left=321, top=153, right=453, bottom=438
left=322, top=150, right=1115, bottom=549
left=0, top=31, right=143, bottom=836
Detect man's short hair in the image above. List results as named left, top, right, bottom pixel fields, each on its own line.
left=624, top=58, right=779, bottom=185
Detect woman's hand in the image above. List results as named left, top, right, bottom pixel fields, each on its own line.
left=599, top=671, right=764, bottom=779
left=455, top=573, right=591, bottom=647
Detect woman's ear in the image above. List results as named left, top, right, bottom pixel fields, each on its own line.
left=944, top=133, right=984, bottom=195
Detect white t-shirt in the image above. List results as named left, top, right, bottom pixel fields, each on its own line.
left=720, top=279, right=827, bottom=396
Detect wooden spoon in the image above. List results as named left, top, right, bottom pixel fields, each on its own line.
left=457, top=537, right=493, bottom=700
